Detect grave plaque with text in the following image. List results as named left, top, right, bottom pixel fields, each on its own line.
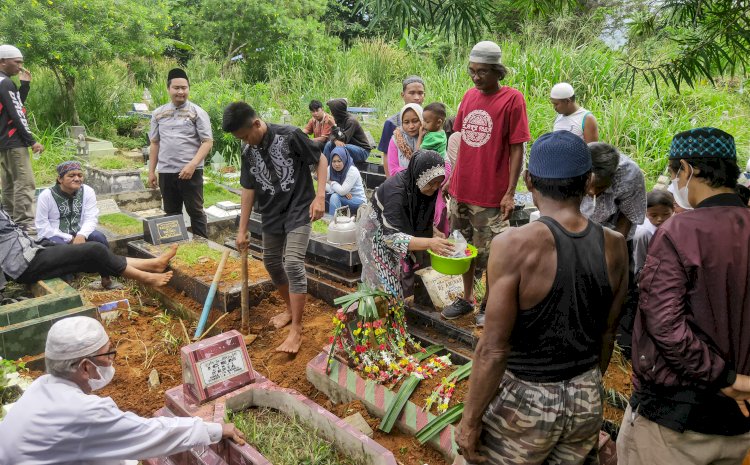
left=143, top=215, right=189, bottom=244
left=181, top=330, right=255, bottom=405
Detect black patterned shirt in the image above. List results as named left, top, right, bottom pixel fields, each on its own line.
left=240, top=124, right=320, bottom=234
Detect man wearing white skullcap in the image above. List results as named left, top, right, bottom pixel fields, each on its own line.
left=0, top=44, right=44, bottom=233
left=441, top=40, right=530, bottom=327
left=0, top=316, right=246, bottom=464
left=550, top=82, right=599, bottom=143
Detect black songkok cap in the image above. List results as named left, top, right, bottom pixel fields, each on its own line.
left=167, top=68, right=189, bottom=83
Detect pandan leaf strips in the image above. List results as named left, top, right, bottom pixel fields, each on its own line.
left=379, top=375, right=421, bottom=433
left=415, top=403, right=465, bottom=444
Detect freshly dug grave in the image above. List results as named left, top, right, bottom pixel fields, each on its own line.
left=74, top=281, right=450, bottom=465
left=143, top=242, right=269, bottom=290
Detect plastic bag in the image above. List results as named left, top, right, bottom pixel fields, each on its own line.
left=447, top=230, right=468, bottom=258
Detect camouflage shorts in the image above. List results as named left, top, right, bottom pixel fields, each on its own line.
left=448, top=200, right=509, bottom=271
left=469, top=367, right=603, bottom=465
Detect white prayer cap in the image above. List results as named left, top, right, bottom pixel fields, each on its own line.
left=469, top=41, right=502, bottom=65
left=0, top=45, right=23, bottom=60
left=45, top=316, right=109, bottom=360
left=551, top=82, right=575, bottom=99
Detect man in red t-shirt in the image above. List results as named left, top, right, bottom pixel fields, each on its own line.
left=441, top=40, right=531, bottom=325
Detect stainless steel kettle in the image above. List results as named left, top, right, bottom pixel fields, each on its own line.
left=326, top=206, right=357, bottom=245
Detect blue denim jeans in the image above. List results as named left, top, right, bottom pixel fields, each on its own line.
left=326, top=192, right=365, bottom=216
left=323, top=142, right=370, bottom=163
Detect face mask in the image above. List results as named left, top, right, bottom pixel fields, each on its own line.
left=87, top=362, right=115, bottom=391
left=671, top=165, right=694, bottom=210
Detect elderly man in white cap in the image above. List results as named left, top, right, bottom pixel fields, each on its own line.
left=0, top=316, right=246, bottom=464
left=441, top=40, right=531, bottom=326
left=550, top=82, right=599, bottom=143
left=0, top=44, right=43, bottom=234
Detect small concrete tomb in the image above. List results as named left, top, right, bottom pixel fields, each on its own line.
left=181, top=330, right=255, bottom=405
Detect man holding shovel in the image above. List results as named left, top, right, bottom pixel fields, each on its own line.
left=223, top=101, right=327, bottom=354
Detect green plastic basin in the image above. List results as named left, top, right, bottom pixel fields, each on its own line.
left=427, top=244, right=477, bottom=275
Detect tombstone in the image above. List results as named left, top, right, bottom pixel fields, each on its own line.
left=414, top=267, right=465, bottom=310
left=96, top=199, right=121, bottom=216
left=181, top=330, right=255, bottom=405
left=143, top=215, right=189, bottom=244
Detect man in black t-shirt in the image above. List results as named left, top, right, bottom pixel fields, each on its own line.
left=456, top=131, right=628, bottom=464
left=223, top=102, right=327, bottom=354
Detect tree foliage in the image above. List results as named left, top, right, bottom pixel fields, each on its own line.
left=359, top=0, right=495, bottom=44
left=620, top=0, right=750, bottom=92
left=0, top=0, right=172, bottom=123
left=181, top=0, right=332, bottom=81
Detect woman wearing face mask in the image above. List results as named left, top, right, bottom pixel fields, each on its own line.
left=325, top=147, right=367, bottom=216
left=387, top=103, right=423, bottom=176
left=357, top=150, right=454, bottom=297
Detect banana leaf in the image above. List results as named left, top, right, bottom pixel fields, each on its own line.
left=415, top=403, right=464, bottom=444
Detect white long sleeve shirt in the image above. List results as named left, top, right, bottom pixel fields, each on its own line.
left=35, top=184, right=99, bottom=242
left=325, top=166, right=367, bottom=202
left=0, top=375, right=222, bottom=465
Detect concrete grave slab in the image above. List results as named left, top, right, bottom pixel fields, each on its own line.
left=96, top=198, right=121, bottom=215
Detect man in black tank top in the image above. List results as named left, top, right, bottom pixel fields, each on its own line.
left=456, top=131, right=628, bottom=465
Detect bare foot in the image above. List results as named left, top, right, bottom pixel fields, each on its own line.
left=269, top=311, right=292, bottom=329
left=154, top=244, right=178, bottom=271
left=275, top=327, right=302, bottom=354
left=143, top=270, right=173, bottom=287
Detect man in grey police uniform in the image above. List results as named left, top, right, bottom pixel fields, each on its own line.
left=148, top=68, right=213, bottom=238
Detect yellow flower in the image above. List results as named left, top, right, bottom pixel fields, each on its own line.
left=354, top=357, right=360, bottom=364
left=439, top=403, right=449, bottom=411
left=353, top=328, right=361, bottom=336
left=372, top=366, right=379, bottom=373
left=363, top=366, right=371, bottom=373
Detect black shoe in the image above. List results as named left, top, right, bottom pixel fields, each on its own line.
left=441, top=298, right=475, bottom=320
left=475, top=300, right=487, bottom=327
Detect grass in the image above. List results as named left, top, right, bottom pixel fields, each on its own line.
left=230, top=408, right=365, bottom=465
left=21, top=32, right=750, bottom=185
left=98, top=213, right=142, bottom=235
left=173, top=242, right=224, bottom=266
left=90, top=155, right=143, bottom=171
left=203, top=182, right=240, bottom=208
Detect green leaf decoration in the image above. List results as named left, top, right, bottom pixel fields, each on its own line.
left=446, top=361, right=472, bottom=382
left=379, top=375, right=421, bottom=433
left=415, top=403, right=464, bottom=444
left=414, top=344, right=445, bottom=362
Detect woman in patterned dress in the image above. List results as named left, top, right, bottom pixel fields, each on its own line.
left=357, top=150, right=454, bottom=297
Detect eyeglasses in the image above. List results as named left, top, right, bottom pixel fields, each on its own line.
left=467, top=67, right=492, bottom=78
left=90, top=350, right=117, bottom=361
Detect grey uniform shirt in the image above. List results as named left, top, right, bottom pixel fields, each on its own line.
left=149, top=101, right=212, bottom=173
left=580, top=154, right=646, bottom=240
